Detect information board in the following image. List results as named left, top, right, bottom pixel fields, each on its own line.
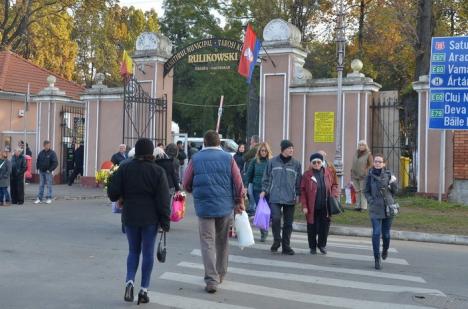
left=429, top=36, right=468, bottom=130
left=314, top=112, right=335, bottom=143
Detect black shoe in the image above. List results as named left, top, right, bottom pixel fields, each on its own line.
left=355, top=208, right=362, bottom=212
left=137, top=290, right=149, bottom=305
left=282, top=248, right=295, bottom=255
left=375, top=256, right=382, bottom=270
left=270, top=241, right=281, bottom=252
left=124, top=282, right=134, bottom=302
left=310, top=248, right=317, bottom=254
left=382, top=249, right=388, bottom=260
left=318, top=246, right=327, bottom=254
left=205, top=284, right=217, bottom=294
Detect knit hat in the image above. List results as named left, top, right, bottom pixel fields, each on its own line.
left=309, top=152, right=324, bottom=162
left=165, top=143, right=179, bottom=158
left=135, top=138, right=154, bottom=156
left=280, top=139, right=294, bottom=151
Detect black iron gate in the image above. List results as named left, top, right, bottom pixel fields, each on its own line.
left=123, top=77, right=168, bottom=147
left=60, top=105, right=85, bottom=184
left=370, top=93, right=417, bottom=191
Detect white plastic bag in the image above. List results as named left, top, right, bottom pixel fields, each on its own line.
left=234, top=211, right=255, bottom=249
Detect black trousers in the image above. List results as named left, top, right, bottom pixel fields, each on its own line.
left=10, top=176, right=24, bottom=204
left=68, top=167, right=83, bottom=185
left=270, top=203, right=295, bottom=249
left=307, top=208, right=330, bottom=249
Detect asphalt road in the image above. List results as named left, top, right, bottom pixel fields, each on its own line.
left=1, top=198, right=467, bottom=309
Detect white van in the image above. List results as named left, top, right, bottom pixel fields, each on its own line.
left=176, top=137, right=239, bottom=156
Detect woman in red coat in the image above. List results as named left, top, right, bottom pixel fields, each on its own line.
left=300, top=153, right=339, bottom=254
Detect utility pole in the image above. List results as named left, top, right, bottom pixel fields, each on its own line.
left=334, top=0, right=345, bottom=177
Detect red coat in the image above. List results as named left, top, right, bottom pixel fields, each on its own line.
left=300, top=167, right=339, bottom=224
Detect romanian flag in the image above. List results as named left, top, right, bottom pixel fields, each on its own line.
left=238, top=24, right=261, bottom=84
left=120, top=50, right=133, bottom=78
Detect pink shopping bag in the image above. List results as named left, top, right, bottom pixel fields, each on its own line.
left=170, top=199, right=185, bottom=222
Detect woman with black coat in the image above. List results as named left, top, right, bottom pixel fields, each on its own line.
left=154, top=147, right=180, bottom=193
left=108, top=138, right=171, bottom=304
left=364, top=154, right=398, bottom=270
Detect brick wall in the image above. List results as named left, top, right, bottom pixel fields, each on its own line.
left=454, top=131, right=468, bottom=179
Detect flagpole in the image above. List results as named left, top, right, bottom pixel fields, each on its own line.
left=23, top=83, right=30, bottom=156
left=261, top=45, right=277, bottom=68
left=216, top=96, right=224, bottom=133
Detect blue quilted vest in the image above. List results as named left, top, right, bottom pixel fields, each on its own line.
left=192, top=148, right=234, bottom=218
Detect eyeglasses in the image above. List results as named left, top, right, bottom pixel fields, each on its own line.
left=311, top=160, right=322, bottom=165
left=374, top=160, right=383, bottom=163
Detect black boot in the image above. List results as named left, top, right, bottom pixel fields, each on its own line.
left=374, top=256, right=382, bottom=270
left=137, top=290, right=149, bottom=305
left=124, top=282, right=134, bottom=302
left=382, top=249, right=388, bottom=260
left=270, top=241, right=281, bottom=252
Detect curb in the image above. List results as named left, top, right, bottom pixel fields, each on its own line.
left=24, top=195, right=107, bottom=201
left=293, top=222, right=468, bottom=246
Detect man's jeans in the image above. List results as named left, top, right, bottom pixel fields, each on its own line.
left=0, top=187, right=9, bottom=202
left=38, top=171, right=53, bottom=200
left=371, top=217, right=393, bottom=258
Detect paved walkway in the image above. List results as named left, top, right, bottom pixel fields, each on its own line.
left=24, top=183, right=107, bottom=201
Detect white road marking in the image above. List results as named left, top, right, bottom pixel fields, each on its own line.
left=178, top=262, right=445, bottom=296
left=228, top=241, right=409, bottom=265
left=148, top=291, right=255, bottom=309
left=160, top=272, right=434, bottom=309
left=190, top=249, right=425, bottom=283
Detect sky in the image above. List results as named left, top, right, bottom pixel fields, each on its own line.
left=119, top=0, right=165, bottom=15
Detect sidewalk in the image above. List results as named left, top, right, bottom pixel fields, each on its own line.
left=24, top=183, right=107, bottom=201
left=293, top=222, right=468, bottom=246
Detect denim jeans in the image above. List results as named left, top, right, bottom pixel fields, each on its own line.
left=371, top=217, right=393, bottom=258
left=247, top=183, right=256, bottom=215
left=125, top=224, right=158, bottom=288
left=270, top=203, right=295, bottom=249
left=38, top=171, right=53, bottom=200
left=0, top=187, right=9, bottom=202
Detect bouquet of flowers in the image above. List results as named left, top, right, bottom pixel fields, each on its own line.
left=170, top=191, right=186, bottom=222
left=95, top=164, right=119, bottom=190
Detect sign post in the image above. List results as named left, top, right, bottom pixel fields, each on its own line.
left=429, top=36, right=468, bottom=201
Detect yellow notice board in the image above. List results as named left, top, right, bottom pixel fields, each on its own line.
left=314, top=112, right=335, bottom=143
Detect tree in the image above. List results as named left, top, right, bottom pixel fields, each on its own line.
left=414, top=0, right=433, bottom=79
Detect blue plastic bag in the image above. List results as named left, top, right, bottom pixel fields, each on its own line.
left=253, top=198, right=270, bottom=231
left=112, top=202, right=122, bottom=214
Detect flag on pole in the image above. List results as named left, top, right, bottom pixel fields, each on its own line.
left=238, top=24, right=261, bottom=84
left=25, top=83, right=30, bottom=111
left=120, top=50, right=133, bottom=79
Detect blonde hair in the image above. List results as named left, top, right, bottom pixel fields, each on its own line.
left=256, top=142, right=272, bottom=162
left=153, top=146, right=168, bottom=159
left=357, top=140, right=370, bottom=152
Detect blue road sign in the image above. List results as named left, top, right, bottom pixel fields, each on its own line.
left=429, top=36, right=468, bottom=130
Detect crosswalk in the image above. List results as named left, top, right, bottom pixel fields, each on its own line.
left=148, top=231, right=446, bottom=308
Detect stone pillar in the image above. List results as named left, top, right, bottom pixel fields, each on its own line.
left=132, top=32, right=173, bottom=143
left=412, top=75, right=454, bottom=197
left=33, top=76, right=83, bottom=184
left=80, top=74, right=124, bottom=187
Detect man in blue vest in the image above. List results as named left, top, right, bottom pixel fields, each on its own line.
left=183, top=130, right=244, bottom=294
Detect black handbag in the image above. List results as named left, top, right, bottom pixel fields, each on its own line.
left=156, top=231, right=167, bottom=263
left=329, top=196, right=344, bottom=215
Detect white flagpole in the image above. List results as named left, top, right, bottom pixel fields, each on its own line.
left=216, top=96, right=224, bottom=133
left=23, top=83, right=30, bottom=156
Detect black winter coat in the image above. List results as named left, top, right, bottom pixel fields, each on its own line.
left=155, top=158, right=180, bottom=191
left=11, top=155, right=27, bottom=178
left=36, top=149, right=58, bottom=172
left=73, top=145, right=84, bottom=169
left=364, top=168, right=397, bottom=219
left=107, top=158, right=171, bottom=229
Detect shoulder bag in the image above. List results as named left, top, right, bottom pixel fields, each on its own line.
left=156, top=231, right=167, bottom=263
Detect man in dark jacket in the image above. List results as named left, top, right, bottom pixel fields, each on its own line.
left=183, top=130, right=244, bottom=294
left=10, top=148, right=27, bottom=205
left=35, top=140, right=58, bottom=204
left=261, top=139, right=302, bottom=255
left=68, top=142, right=84, bottom=186
left=111, top=144, right=128, bottom=166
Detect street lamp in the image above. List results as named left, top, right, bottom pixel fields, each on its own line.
left=334, top=0, right=346, bottom=177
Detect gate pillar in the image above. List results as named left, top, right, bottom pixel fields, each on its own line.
left=33, top=76, right=84, bottom=184
left=131, top=32, right=173, bottom=143
left=80, top=74, right=124, bottom=187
